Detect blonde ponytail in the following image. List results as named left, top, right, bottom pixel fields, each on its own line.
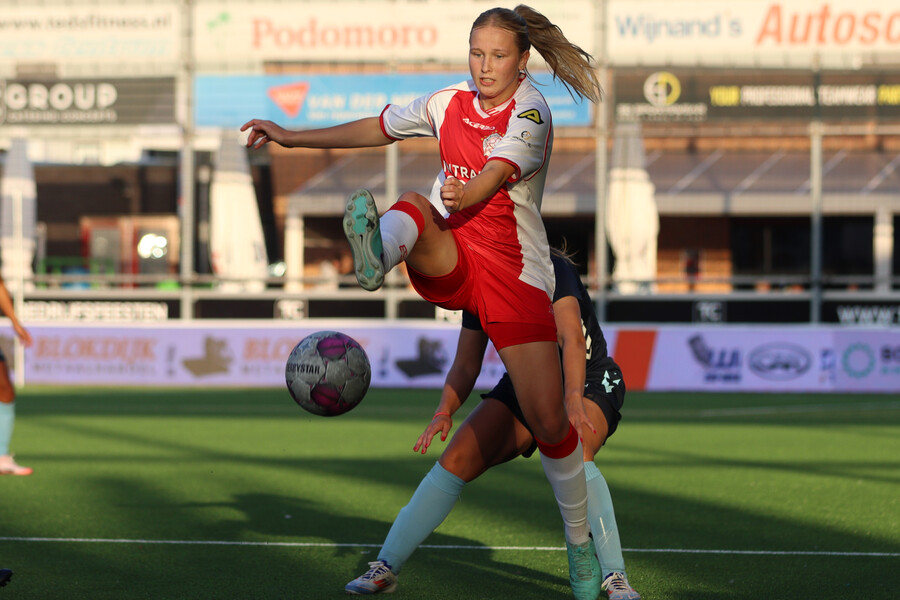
left=471, top=5, right=602, bottom=103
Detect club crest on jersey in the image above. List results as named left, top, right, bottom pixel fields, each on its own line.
left=482, top=132, right=502, bottom=157
left=517, top=109, right=543, bottom=124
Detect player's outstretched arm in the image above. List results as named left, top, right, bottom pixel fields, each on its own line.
left=241, top=116, right=392, bottom=150
left=414, top=326, right=489, bottom=454
left=0, top=277, right=31, bottom=347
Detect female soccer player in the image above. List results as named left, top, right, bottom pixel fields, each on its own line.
left=0, top=273, right=33, bottom=476
left=344, top=249, right=640, bottom=599
left=243, top=6, right=603, bottom=596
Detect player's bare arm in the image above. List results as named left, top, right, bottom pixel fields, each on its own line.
left=241, top=117, right=392, bottom=150
left=554, top=295, right=595, bottom=438
left=0, top=279, right=31, bottom=347
left=414, top=327, right=488, bottom=454
left=441, top=159, right=515, bottom=213
left=414, top=367, right=475, bottom=454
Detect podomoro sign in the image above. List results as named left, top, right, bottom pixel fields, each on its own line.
left=0, top=78, right=176, bottom=125
left=192, top=0, right=594, bottom=64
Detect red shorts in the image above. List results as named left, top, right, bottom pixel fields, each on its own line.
left=406, top=233, right=556, bottom=350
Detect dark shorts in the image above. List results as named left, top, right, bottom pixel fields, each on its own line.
left=482, top=356, right=626, bottom=459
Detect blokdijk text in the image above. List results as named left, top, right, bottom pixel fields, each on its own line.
left=35, top=337, right=157, bottom=365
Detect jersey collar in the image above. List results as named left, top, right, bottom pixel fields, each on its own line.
left=472, top=73, right=528, bottom=118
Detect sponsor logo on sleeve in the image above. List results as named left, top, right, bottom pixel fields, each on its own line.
left=517, top=108, right=543, bottom=124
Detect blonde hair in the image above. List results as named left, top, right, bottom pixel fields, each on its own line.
left=550, top=239, right=578, bottom=266
left=471, top=5, right=602, bottom=103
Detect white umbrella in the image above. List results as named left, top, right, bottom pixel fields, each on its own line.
left=606, top=121, right=659, bottom=294
left=208, top=131, right=269, bottom=292
left=0, top=138, right=37, bottom=291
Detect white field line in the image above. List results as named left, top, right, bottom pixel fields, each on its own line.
left=0, top=537, right=897, bottom=557
left=699, top=400, right=900, bottom=418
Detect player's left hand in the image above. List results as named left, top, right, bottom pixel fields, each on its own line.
left=413, top=413, right=452, bottom=454
left=440, top=176, right=465, bottom=213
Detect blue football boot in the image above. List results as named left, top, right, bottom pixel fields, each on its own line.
left=343, top=189, right=385, bottom=291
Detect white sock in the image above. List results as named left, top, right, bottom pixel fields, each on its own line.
left=540, top=438, right=591, bottom=546
left=380, top=208, right=419, bottom=271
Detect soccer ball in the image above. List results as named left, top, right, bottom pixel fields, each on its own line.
left=285, top=331, right=371, bottom=416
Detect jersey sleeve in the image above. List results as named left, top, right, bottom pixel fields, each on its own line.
left=380, top=94, right=435, bottom=140
left=551, top=254, right=581, bottom=303
left=381, top=83, right=469, bottom=141
left=488, top=103, right=552, bottom=183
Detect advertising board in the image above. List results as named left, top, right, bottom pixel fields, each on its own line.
left=614, top=69, right=900, bottom=123
left=607, top=0, right=900, bottom=68
left=4, top=2, right=898, bottom=72
left=6, top=322, right=898, bottom=394
left=639, top=327, right=836, bottom=392
left=195, top=72, right=593, bottom=128
left=11, top=320, right=506, bottom=390
left=0, top=4, right=180, bottom=66
left=833, top=330, right=900, bottom=392
left=0, top=78, right=177, bottom=126
left=193, top=0, right=594, bottom=65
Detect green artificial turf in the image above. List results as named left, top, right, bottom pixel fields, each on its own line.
left=2, top=387, right=897, bottom=599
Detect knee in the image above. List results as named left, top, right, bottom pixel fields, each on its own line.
left=397, top=191, right=427, bottom=207
left=395, top=192, right=432, bottom=217
left=438, top=448, right=482, bottom=483
left=530, top=417, right=571, bottom=446
left=438, top=453, right=468, bottom=480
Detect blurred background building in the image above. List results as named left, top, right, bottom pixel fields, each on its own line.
left=1, top=0, right=899, bottom=325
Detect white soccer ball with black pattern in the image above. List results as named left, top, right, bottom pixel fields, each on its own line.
left=285, top=331, right=371, bottom=416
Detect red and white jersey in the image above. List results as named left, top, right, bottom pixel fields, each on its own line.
left=379, top=77, right=555, bottom=298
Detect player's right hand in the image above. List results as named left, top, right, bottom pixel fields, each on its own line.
left=413, top=413, right=452, bottom=454
left=241, top=119, right=286, bottom=149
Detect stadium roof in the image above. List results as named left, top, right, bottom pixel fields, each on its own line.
left=286, top=148, right=900, bottom=217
